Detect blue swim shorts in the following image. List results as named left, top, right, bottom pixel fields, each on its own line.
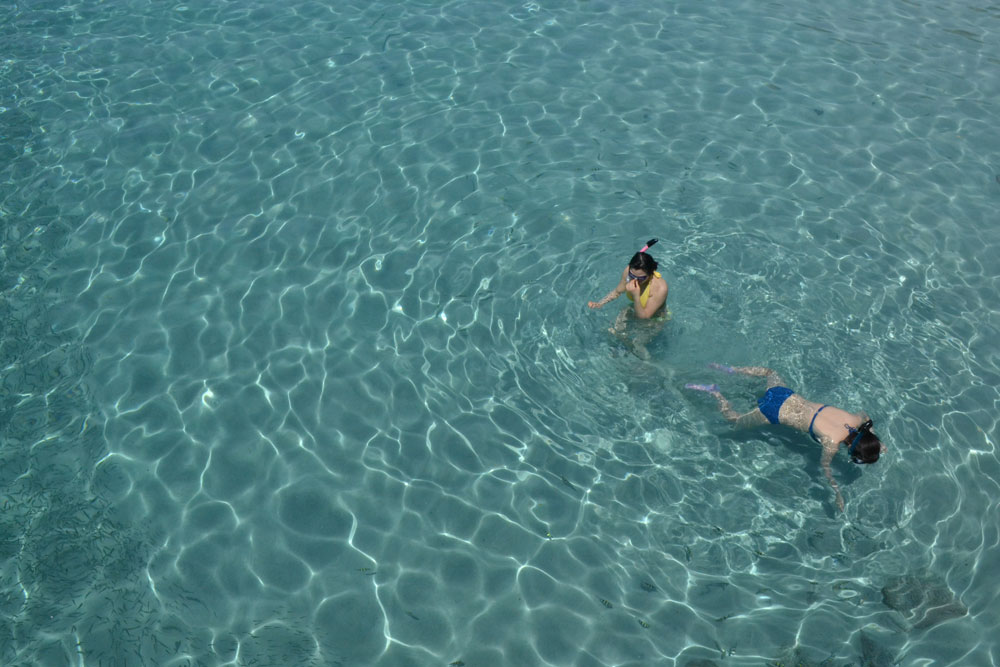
left=757, top=386, right=794, bottom=425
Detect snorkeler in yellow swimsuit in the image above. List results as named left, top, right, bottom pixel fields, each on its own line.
left=587, top=239, right=669, bottom=358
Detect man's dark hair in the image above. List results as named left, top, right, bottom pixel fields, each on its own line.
left=847, top=427, right=882, bottom=464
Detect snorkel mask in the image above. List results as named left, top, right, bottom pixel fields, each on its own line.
left=846, top=419, right=874, bottom=464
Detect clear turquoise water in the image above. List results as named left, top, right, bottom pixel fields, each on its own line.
left=2, top=0, right=999, bottom=664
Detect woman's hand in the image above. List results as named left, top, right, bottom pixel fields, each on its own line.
left=587, top=301, right=602, bottom=309
left=624, top=278, right=641, bottom=296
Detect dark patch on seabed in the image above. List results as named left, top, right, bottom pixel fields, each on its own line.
left=741, top=570, right=967, bottom=666
left=880, top=572, right=968, bottom=630
left=859, top=630, right=897, bottom=667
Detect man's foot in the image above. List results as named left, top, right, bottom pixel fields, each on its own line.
left=708, top=363, right=735, bottom=374
left=684, top=383, right=719, bottom=393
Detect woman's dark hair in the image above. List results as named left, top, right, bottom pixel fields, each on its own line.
left=629, top=238, right=659, bottom=273
left=848, top=430, right=882, bottom=464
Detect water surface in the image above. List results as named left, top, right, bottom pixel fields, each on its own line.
left=2, top=0, right=999, bottom=664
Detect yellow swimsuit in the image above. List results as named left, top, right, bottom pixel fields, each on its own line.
left=626, top=271, right=662, bottom=309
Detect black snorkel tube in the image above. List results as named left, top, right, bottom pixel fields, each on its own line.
left=847, top=419, right=874, bottom=464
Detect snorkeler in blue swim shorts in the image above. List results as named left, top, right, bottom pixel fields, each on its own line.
left=685, top=365, right=886, bottom=512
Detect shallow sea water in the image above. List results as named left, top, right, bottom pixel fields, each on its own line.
left=2, top=0, right=999, bottom=665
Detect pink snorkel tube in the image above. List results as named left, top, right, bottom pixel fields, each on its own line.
left=639, top=238, right=658, bottom=253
